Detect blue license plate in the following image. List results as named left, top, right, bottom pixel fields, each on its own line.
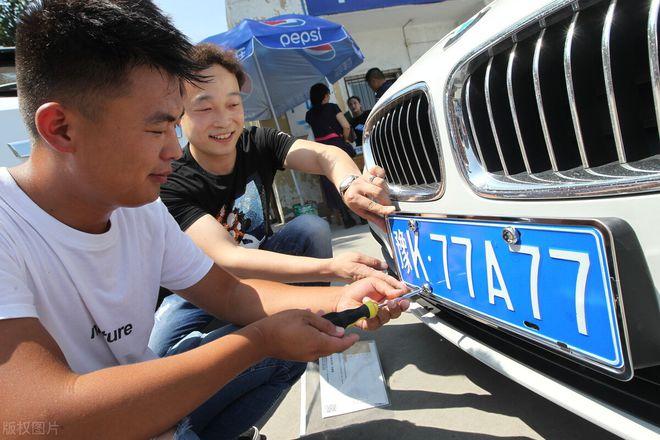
left=388, top=215, right=625, bottom=372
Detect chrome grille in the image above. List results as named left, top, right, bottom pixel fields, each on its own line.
left=364, top=84, right=443, bottom=201
left=447, top=0, right=660, bottom=199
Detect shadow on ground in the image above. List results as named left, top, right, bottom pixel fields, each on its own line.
left=301, top=419, right=533, bottom=440
left=314, top=320, right=620, bottom=440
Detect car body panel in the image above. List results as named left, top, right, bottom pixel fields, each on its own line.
left=409, top=302, right=660, bottom=439
left=0, top=96, right=28, bottom=167
left=364, top=0, right=660, bottom=436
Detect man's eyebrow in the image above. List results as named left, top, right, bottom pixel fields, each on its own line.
left=228, top=92, right=241, bottom=97
left=145, top=109, right=184, bottom=124
left=192, top=93, right=213, bottom=103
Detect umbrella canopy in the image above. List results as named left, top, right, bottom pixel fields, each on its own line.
left=202, top=14, right=364, bottom=121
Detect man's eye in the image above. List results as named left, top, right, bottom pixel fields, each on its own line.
left=148, top=130, right=165, bottom=135
left=196, top=108, right=211, bottom=112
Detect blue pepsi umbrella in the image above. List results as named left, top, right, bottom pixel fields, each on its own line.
left=202, top=14, right=365, bottom=122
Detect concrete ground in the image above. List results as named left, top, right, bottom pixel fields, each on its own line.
left=261, top=224, right=620, bottom=440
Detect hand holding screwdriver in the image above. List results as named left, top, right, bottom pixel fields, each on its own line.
left=326, top=277, right=410, bottom=331
left=323, top=287, right=423, bottom=328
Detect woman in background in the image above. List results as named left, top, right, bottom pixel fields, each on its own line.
left=305, top=83, right=362, bottom=228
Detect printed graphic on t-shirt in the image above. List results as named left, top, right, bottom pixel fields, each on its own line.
left=215, top=174, right=267, bottom=248
left=90, top=322, right=134, bottom=344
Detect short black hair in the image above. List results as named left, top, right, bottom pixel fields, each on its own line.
left=347, top=95, right=361, bottom=104
left=15, top=0, right=205, bottom=137
left=190, top=43, right=246, bottom=89
left=309, top=83, right=329, bottom=107
left=365, top=67, right=385, bottom=82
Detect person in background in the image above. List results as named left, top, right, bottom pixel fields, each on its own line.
left=343, top=108, right=354, bottom=126
left=347, top=95, right=370, bottom=148
left=151, top=44, right=399, bottom=357
left=0, top=2, right=409, bottom=440
left=305, top=83, right=363, bottom=229
left=365, top=67, right=396, bottom=102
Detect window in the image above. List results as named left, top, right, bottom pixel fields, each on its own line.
left=344, top=68, right=402, bottom=111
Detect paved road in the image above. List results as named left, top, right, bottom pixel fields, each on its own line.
left=261, top=224, right=620, bottom=439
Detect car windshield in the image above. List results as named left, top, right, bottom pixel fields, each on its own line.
left=0, top=48, right=16, bottom=95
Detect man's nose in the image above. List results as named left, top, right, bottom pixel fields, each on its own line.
left=162, top=126, right=183, bottom=161
left=212, top=111, right=232, bottom=128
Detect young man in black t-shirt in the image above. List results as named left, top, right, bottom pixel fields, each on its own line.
left=347, top=95, right=370, bottom=147
left=151, top=44, right=398, bottom=355
left=366, top=67, right=395, bottom=102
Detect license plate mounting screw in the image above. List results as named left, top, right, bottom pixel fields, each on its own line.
left=408, top=219, right=418, bottom=233
left=502, top=226, right=520, bottom=245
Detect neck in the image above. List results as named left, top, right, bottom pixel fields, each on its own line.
left=189, top=143, right=237, bottom=175
left=9, top=155, right=113, bottom=234
left=352, top=109, right=363, bottom=118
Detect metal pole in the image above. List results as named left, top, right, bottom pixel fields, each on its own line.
left=253, top=45, right=305, bottom=207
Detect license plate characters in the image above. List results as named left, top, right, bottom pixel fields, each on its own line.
left=388, top=216, right=625, bottom=374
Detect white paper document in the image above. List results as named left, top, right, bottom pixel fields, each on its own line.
left=318, top=340, right=389, bottom=418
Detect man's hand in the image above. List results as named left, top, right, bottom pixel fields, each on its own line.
left=335, top=277, right=410, bottom=331
left=251, top=309, right=359, bottom=361
left=342, top=166, right=395, bottom=231
left=327, top=252, right=403, bottom=286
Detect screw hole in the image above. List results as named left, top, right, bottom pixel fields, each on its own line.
left=523, top=321, right=540, bottom=331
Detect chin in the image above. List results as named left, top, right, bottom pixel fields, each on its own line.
left=202, top=144, right=237, bottom=159
left=120, top=189, right=160, bottom=208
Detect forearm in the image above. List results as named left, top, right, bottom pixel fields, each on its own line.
left=177, top=259, right=344, bottom=327
left=190, top=277, right=344, bottom=326
left=216, top=246, right=336, bottom=283
left=342, top=126, right=351, bottom=142
left=285, top=139, right=360, bottom=188
left=12, top=328, right=265, bottom=439
left=319, top=147, right=360, bottom=189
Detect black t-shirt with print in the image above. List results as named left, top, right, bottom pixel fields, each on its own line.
left=160, top=126, right=296, bottom=248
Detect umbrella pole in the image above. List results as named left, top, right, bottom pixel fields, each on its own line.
left=253, top=51, right=305, bottom=207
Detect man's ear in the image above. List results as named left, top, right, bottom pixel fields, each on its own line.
left=34, top=102, right=76, bottom=153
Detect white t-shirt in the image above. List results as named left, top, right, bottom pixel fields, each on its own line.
left=0, top=168, right=213, bottom=373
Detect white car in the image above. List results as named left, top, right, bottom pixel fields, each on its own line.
left=0, top=47, right=29, bottom=167
left=365, top=1, right=660, bottom=438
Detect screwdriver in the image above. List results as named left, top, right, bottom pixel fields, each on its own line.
left=322, top=284, right=428, bottom=328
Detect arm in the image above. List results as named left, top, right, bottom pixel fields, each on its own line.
left=185, top=214, right=397, bottom=284
left=0, top=271, right=406, bottom=438
left=283, top=138, right=359, bottom=187
left=0, top=308, right=360, bottom=439
left=336, top=111, right=352, bottom=142
left=0, top=317, right=265, bottom=439
left=176, top=264, right=408, bottom=329
left=283, top=138, right=396, bottom=230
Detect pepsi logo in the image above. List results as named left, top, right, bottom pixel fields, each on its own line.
left=304, top=43, right=336, bottom=61
left=279, top=28, right=322, bottom=47
left=262, top=17, right=306, bottom=27
left=235, top=46, right=248, bottom=60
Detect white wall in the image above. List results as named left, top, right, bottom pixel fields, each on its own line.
left=404, top=20, right=461, bottom=64
left=351, top=26, right=413, bottom=73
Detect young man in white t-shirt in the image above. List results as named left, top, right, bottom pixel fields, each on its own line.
left=0, top=2, right=409, bottom=439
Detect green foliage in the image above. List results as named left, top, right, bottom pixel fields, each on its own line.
left=0, top=0, right=28, bottom=47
